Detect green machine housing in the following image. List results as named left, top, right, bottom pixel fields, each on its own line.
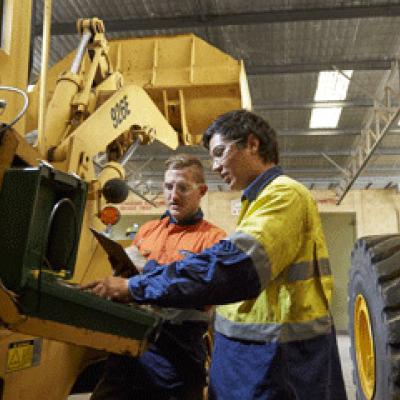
left=0, top=163, right=161, bottom=342
left=0, top=163, right=87, bottom=290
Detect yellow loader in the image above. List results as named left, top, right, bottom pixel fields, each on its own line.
left=0, top=1, right=251, bottom=398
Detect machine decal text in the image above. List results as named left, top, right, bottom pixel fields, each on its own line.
left=110, top=95, right=131, bottom=128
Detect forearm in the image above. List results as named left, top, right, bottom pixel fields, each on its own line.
left=128, top=240, right=261, bottom=308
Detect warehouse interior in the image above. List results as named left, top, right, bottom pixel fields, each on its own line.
left=4, top=1, right=400, bottom=399
left=31, top=0, right=400, bottom=195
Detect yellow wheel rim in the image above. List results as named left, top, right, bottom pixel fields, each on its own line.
left=354, top=293, right=375, bottom=399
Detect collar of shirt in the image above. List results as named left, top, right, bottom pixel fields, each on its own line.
left=242, top=165, right=284, bottom=203
left=161, top=209, right=204, bottom=226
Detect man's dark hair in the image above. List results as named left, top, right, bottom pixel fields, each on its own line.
left=203, top=109, right=279, bottom=164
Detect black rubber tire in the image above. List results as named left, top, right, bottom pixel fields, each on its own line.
left=349, top=234, right=400, bottom=400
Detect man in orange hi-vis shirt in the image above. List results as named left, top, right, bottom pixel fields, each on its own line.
left=91, top=154, right=226, bottom=400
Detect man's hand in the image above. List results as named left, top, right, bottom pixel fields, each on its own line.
left=81, top=276, right=132, bottom=303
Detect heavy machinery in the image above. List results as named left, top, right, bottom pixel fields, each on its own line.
left=0, top=1, right=250, bottom=399
left=349, top=235, right=400, bottom=399
left=344, top=55, right=400, bottom=400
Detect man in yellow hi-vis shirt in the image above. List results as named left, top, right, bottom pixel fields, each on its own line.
left=85, top=110, right=347, bottom=399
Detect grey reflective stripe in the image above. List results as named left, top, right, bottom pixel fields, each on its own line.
left=214, top=313, right=332, bottom=343
left=286, top=258, right=332, bottom=282
left=229, top=231, right=271, bottom=289
left=152, top=307, right=211, bottom=324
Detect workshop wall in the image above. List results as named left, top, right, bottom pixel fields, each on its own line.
left=312, top=189, right=400, bottom=237
left=321, top=213, right=355, bottom=331
left=120, top=189, right=400, bottom=238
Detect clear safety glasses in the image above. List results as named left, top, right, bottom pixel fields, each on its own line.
left=211, top=139, right=242, bottom=169
left=163, top=181, right=201, bottom=196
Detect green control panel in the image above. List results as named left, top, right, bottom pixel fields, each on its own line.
left=0, top=164, right=161, bottom=343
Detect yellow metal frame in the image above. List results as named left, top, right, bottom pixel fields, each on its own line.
left=27, top=33, right=252, bottom=146
left=0, top=0, right=32, bottom=133
left=354, top=293, right=376, bottom=399
left=0, top=9, right=253, bottom=398
left=52, top=84, right=179, bottom=168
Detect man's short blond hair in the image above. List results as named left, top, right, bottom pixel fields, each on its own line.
left=165, top=154, right=205, bottom=183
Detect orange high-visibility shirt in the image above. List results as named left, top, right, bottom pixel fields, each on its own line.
left=132, top=215, right=226, bottom=264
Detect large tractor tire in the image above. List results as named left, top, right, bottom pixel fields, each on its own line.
left=349, top=235, right=400, bottom=399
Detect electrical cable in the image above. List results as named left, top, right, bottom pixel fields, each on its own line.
left=0, top=86, right=29, bottom=142
left=42, top=197, right=78, bottom=271
left=37, top=197, right=78, bottom=310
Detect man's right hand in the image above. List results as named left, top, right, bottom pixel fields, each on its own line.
left=81, top=276, right=132, bottom=302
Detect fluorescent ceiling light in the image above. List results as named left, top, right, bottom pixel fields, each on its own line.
left=310, top=70, right=353, bottom=129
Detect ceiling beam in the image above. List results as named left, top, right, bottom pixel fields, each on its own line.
left=275, top=167, right=400, bottom=174
left=278, top=128, right=400, bottom=136
left=254, top=99, right=374, bottom=110
left=34, top=4, right=400, bottom=36
left=129, top=148, right=400, bottom=160
left=129, top=167, right=400, bottom=192
left=135, top=177, right=399, bottom=188
left=278, top=129, right=359, bottom=136
left=297, top=176, right=400, bottom=189
left=136, top=167, right=400, bottom=178
left=282, top=149, right=400, bottom=157
left=128, top=148, right=400, bottom=166
left=247, top=60, right=394, bottom=75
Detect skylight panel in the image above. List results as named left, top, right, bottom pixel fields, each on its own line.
left=310, top=108, right=342, bottom=129
left=310, top=70, right=353, bottom=128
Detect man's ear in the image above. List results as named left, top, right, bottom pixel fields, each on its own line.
left=247, top=133, right=261, bottom=154
left=199, top=183, right=208, bottom=197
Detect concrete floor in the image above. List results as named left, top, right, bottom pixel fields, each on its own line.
left=337, top=334, right=356, bottom=400
left=68, top=335, right=356, bottom=400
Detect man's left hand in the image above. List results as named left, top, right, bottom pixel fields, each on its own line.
left=81, top=276, right=132, bottom=303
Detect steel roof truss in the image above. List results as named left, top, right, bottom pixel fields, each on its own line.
left=336, top=61, right=400, bottom=204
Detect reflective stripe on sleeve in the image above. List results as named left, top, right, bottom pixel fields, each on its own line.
left=154, top=307, right=211, bottom=323
left=229, top=231, right=271, bottom=290
left=286, top=258, right=332, bottom=283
